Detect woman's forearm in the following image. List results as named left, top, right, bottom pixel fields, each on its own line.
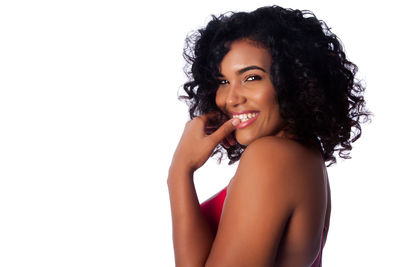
left=167, top=115, right=238, bottom=266
left=167, top=166, right=214, bottom=267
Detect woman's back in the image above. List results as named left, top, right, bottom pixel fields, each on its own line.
left=273, top=150, right=330, bottom=267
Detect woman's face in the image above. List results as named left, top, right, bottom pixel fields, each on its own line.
left=215, top=39, right=287, bottom=145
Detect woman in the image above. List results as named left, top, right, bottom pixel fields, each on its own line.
left=168, top=6, right=370, bottom=267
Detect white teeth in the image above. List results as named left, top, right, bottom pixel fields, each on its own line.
left=233, top=112, right=258, bottom=122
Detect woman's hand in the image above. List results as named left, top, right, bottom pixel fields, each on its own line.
left=170, top=112, right=240, bottom=174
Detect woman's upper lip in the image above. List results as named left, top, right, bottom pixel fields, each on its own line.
left=230, top=110, right=259, bottom=115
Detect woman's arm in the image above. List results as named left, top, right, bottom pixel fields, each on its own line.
left=167, top=167, right=214, bottom=267
left=205, top=137, right=298, bottom=266
left=204, top=136, right=326, bottom=266
left=168, top=116, right=314, bottom=266
left=167, top=113, right=239, bottom=266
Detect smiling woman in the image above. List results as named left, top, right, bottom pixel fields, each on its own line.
left=215, top=40, right=287, bottom=145
left=168, top=5, right=371, bottom=267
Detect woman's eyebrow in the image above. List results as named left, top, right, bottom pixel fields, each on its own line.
left=237, top=65, right=266, bottom=74
left=217, top=65, right=266, bottom=77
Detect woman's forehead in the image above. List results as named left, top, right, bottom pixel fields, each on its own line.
left=219, top=39, right=271, bottom=74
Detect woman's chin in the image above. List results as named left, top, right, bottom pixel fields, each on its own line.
left=235, top=134, right=253, bottom=146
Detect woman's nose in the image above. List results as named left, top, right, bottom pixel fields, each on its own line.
left=226, top=84, right=246, bottom=107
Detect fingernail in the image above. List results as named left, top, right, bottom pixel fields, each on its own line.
left=232, top=118, right=240, bottom=126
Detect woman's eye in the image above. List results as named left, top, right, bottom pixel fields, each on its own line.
left=218, top=79, right=229, bottom=85
left=246, top=75, right=261, bottom=82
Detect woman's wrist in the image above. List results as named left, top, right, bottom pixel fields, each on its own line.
left=169, top=153, right=196, bottom=175
left=167, top=163, right=194, bottom=185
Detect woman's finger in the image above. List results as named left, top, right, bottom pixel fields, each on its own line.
left=208, top=118, right=240, bottom=146
left=198, top=112, right=227, bottom=134
left=205, top=126, right=218, bottom=135
left=197, top=112, right=220, bottom=123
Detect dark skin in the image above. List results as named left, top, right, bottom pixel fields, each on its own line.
left=168, top=39, right=330, bottom=267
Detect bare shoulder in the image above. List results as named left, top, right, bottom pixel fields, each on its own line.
left=206, top=136, right=326, bottom=266
left=232, top=136, right=326, bottom=209
left=236, top=136, right=323, bottom=183
left=241, top=135, right=320, bottom=164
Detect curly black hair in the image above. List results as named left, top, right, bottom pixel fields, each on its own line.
left=179, top=5, right=371, bottom=167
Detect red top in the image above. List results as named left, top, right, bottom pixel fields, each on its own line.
left=200, top=187, right=328, bottom=267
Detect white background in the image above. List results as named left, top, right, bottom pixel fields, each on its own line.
left=0, top=0, right=398, bottom=266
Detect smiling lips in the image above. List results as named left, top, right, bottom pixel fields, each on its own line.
left=232, top=111, right=260, bottom=129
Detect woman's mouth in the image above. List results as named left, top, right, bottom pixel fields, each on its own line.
left=232, top=112, right=260, bottom=129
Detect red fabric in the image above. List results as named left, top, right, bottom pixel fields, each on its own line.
left=200, top=187, right=227, bottom=235
left=200, top=186, right=327, bottom=266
